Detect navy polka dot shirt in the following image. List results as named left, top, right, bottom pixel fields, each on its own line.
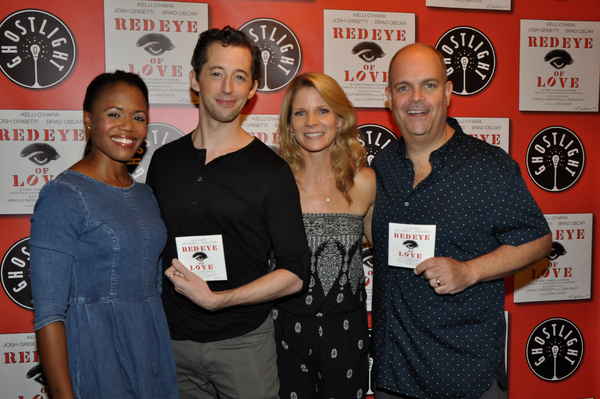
left=371, top=118, right=550, bottom=398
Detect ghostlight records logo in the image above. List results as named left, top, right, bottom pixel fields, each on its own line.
left=1, top=237, right=32, bottom=310
left=358, top=124, right=397, bottom=167
left=239, top=18, right=301, bottom=92
left=0, top=9, right=76, bottom=89
left=436, top=26, right=496, bottom=96
left=526, top=318, right=583, bottom=381
left=526, top=126, right=585, bottom=192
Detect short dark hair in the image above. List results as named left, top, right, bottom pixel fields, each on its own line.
left=83, top=70, right=149, bottom=112
left=83, top=71, right=149, bottom=156
left=191, top=26, right=261, bottom=84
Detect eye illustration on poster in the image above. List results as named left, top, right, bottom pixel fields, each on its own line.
left=358, top=124, right=397, bottom=167
left=0, top=9, right=76, bottom=89
left=514, top=213, right=592, bottom=303
left=526, top=317, right=584, bottom=382
left=324, top=10, right=415, bottom=108
left=526, top=126, right=585, bottom=192
left=548, top=241, right=567, bottom=260
left=1, top=237, right=32, bottom=310
left=136, top=33, right=175, bottom=56
left=128, top=122, right=185, bottom=183
left=436, top=26, right=496, bottom=96
left=0, top=110, right=86, bottom=214
left=239, top=18, right=301, bottom=92
left=352, top=41, right=386, bottom=63
left=103, top=0, right=208, bottom=104
left=544, top=49, right=574, bottom=70
left=519, top=19, right=600, bottom=112
left=20, top=143, right=60, bottom=166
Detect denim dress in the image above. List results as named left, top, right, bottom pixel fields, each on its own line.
left=30, top=170, right=178, bottom=399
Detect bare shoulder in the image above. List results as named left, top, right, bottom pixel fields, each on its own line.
left=354, top=166, right=376, bottom=194
left=351, top=166, right=376, bottom=209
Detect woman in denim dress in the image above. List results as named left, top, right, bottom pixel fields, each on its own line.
left=30, top=71, right=178, bottom=399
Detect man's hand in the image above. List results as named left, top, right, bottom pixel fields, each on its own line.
left=414, top=257, right=478, bottom=295
left=414, top=234, right=552, bottom=295
left=165, top=258, right=223, bottom=311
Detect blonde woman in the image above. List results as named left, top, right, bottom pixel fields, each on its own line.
left=273, top=72, right=375, bottom=398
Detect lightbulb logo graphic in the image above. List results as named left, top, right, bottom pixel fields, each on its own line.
left=435, top=26, right=496, bottom=96
left=526, top=126, right=585, bottom=192
left=239, top=18, right=302, bottom=92
left=0, top=9, right=76, bottom=89
left=526, top=318, right=583, bottom=381
left=358, top=124, right=397, bottom=167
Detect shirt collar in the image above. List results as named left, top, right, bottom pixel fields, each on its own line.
left=394, top=117, right=465, bottom=164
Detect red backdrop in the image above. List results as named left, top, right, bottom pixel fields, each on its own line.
left=1, top=1, right=598, bottom=398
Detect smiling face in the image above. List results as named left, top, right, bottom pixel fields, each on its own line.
left=385, top=44, right=453, bottom=145
left=191, top=42, right=258, bottom=125
left=83, top=82, right=148, bottom=164
left=290, top=87, right=342, bottom=156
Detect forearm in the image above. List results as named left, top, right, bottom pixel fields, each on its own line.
left=36, top=322, right=74, bottom=399
left=417, top=233, right=552, bottom=294
left=212, top=269, right=303, bottom=310
left=468, top=233, right=553, bottom=283
left=167, top=260, right=304, bottom=312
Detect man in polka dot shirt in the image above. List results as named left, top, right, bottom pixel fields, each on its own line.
left=369, top=43, right=552, bottom=399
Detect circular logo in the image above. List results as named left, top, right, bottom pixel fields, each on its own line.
left=0, top=9, right=77, bottom=89
left=128, top=122, right=185, bottom=183
left=436, top=26, right=496, bottom=96
left=526, top=126, right=585, bottom=192
left=358, top=124, right=397, bottom=167
left=1, top=237, right=32, bottom=310
left=239, top=18, right=301, bottom=92
left=526, top=317, right=584, bottom=381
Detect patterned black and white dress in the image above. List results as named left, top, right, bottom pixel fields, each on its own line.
left=273, top=213, right=370, bottom=399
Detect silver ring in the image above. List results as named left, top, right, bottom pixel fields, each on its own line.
left=436, top=278, right=441, bottom=286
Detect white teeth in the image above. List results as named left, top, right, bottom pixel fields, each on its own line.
left=305, top=132, right=324, bottom=138
left=407, top=110, right=426, bottom=115
left=112, top=137, right=135, bottom=144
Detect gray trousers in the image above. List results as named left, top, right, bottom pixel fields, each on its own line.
left=171, top=316, right=279, bottom=399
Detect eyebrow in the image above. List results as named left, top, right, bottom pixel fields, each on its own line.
left=394, top=77, right=440, bottom=88
left=103, top=106, right=147, bottom=115
left=207, top=65, right=250, bottom=76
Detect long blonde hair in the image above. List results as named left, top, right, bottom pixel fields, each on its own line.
left=278, top=72, right=365, bottom=205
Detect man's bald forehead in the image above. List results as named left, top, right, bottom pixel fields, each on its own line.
left=388, top=43, right=448, bottom=87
